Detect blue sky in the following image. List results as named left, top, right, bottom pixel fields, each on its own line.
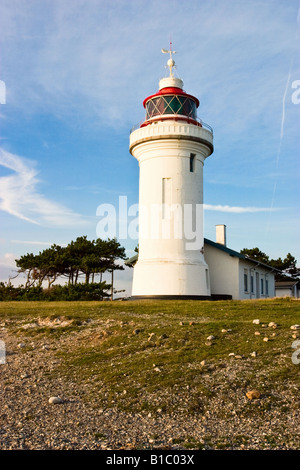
left=0, top=0, right=299, bottom=295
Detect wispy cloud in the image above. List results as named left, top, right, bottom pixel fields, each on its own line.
left=11, top=240, right=57, bottom=246
left=1, top=0, right=297, bottom=130
left=0, top=148, right=89, bottom=227
left=204, top=204, right=279, bottom=214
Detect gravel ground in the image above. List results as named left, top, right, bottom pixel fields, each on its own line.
left=0, top=326, right=299, bottom=451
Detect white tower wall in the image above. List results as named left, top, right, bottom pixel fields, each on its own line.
left=130, top=121, right=213, bottom=298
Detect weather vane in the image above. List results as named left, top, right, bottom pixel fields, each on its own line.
left=161, top=40, right=177, bottom=77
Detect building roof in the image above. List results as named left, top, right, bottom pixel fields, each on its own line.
left=275, top=280, right=300, bottom=288
left=204, top=238, right=279, bottom=271
left=125, top=238, right=279, bottom=272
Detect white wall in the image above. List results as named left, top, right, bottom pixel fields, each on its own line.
left=275, top=287, right=299, bottom=298
left=238, top=260, right=275, bottom=300
left=204, top=243, right=276, bottom=300
left=129, top=121, right=213, bottom=297
left=204, top=243, right=240, bottom=299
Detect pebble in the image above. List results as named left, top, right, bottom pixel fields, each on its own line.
left=291, top=325, right=300, bottom=330
left=253, top=319, right=260, bottom=325
left=250, top=351, right=257, bottom=357
left=2, top=313, right=299, bottom=451
left=48, top=396, right=63, bottom=405
left=254, top=331, right=260, bottom=336
left=268, top=322, right=278, bottom=329
left=246, top=390, right=261, bottom=400
left=148, top=333, right=156, bottom=341
left=263, top=337, right=269, bottom=342
left=207, top=335, right=215, bottom=341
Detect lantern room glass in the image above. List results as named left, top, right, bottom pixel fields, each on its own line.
left=145, top=95, right=197, bottom=121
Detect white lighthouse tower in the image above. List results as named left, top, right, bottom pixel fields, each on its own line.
left=129, top=47, right=213, bottom=299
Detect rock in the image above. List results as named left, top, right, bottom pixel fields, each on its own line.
left=291, top=325, right=300, bottom=330
left=159, top=333, right=168, bottom=339
left=253, top=319, right=260, bottom=325
left=268, top=322, right=278, bottom=329
left=48, top=396, right=63, bottom=405
left=179, top=321, right=184, bottom=326
left=221, top=329, right=228, bottom=333
left=189, top=321, right=195, bottom=325
left=246, top=390, right=261, bottom=400
left=18, top=343, right=26, bottom=348
left=254, top=331, right=260, bottom=336
left=20, top=373, right=30, bottom=379
left=200, top=360, right=206, bottom=366
left=263, top=337, right=269, bottom=342
left=207, top=335, right=215, bottom=341
left=133, top=329, right=141, bottom=335
left=250, top=351, right=257, bottom=357
left=228, top=353, right=235, bottom=357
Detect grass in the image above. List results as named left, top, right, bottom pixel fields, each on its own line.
left=1, top=297, right=299, bottom=414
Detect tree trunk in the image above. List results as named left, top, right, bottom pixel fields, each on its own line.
left=111, top=269, right=114, bottom=301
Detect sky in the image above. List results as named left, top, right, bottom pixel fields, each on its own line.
left=0, top=0, right=299, bottom=296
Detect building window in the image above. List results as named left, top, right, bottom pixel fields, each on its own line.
left=261, top=278, right=264, bottom=295
left=244, top=269, right=248, bottom=292
left=251, top=275, right=254, bottom=293
left=266, top=276, right=269, bottom=296
left=190, top=154, right=195, bottom=173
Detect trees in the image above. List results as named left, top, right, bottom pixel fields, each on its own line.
left=240, top=247, right=299, bottom=280
left=14, top=236, right=127, bottom=300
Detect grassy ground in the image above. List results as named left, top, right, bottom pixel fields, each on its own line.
left=1, top=297, right=299, bottom=416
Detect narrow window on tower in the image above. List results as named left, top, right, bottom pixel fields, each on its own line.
left=190, top=153, right=195, bottom=172
left=162, top=177, right=172, bottom=219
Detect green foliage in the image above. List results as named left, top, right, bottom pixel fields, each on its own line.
left=3, top=236, right=126, bottom=301
left=241, top=247, right=299, bottom=280
left=15, top=236, right=126, bottom=288
left=0, top=281, right=110, bottom=301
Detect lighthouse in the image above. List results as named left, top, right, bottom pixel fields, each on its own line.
left=129, top=46, right=213, bottom=299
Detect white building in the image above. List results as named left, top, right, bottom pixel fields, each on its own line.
left=126, top=224, right=277, bottom=300
left=275, top=280, right=300, bottom=298
left=127, top=48, right=277, bottom=301
left=129, top=47, right=213, bottom=299
left=204, top=225, right=276, bottom=300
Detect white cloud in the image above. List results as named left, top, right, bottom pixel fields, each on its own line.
left=0, top=252, right=16, bottom=267
left=204, top=204, right=278, bottom=214
left=11, top=240, right=57, bottom=246
left=0, top=147, right=89, bottom=227
left=2, top=0, right=298, bottom=131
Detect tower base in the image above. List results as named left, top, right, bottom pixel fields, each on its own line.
left=131, top=260, right=211, bottom=298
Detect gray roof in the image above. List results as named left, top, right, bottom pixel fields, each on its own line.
left=204, top=238, right=278, bottom=271
left=275, top=280, right=299, bottom=288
